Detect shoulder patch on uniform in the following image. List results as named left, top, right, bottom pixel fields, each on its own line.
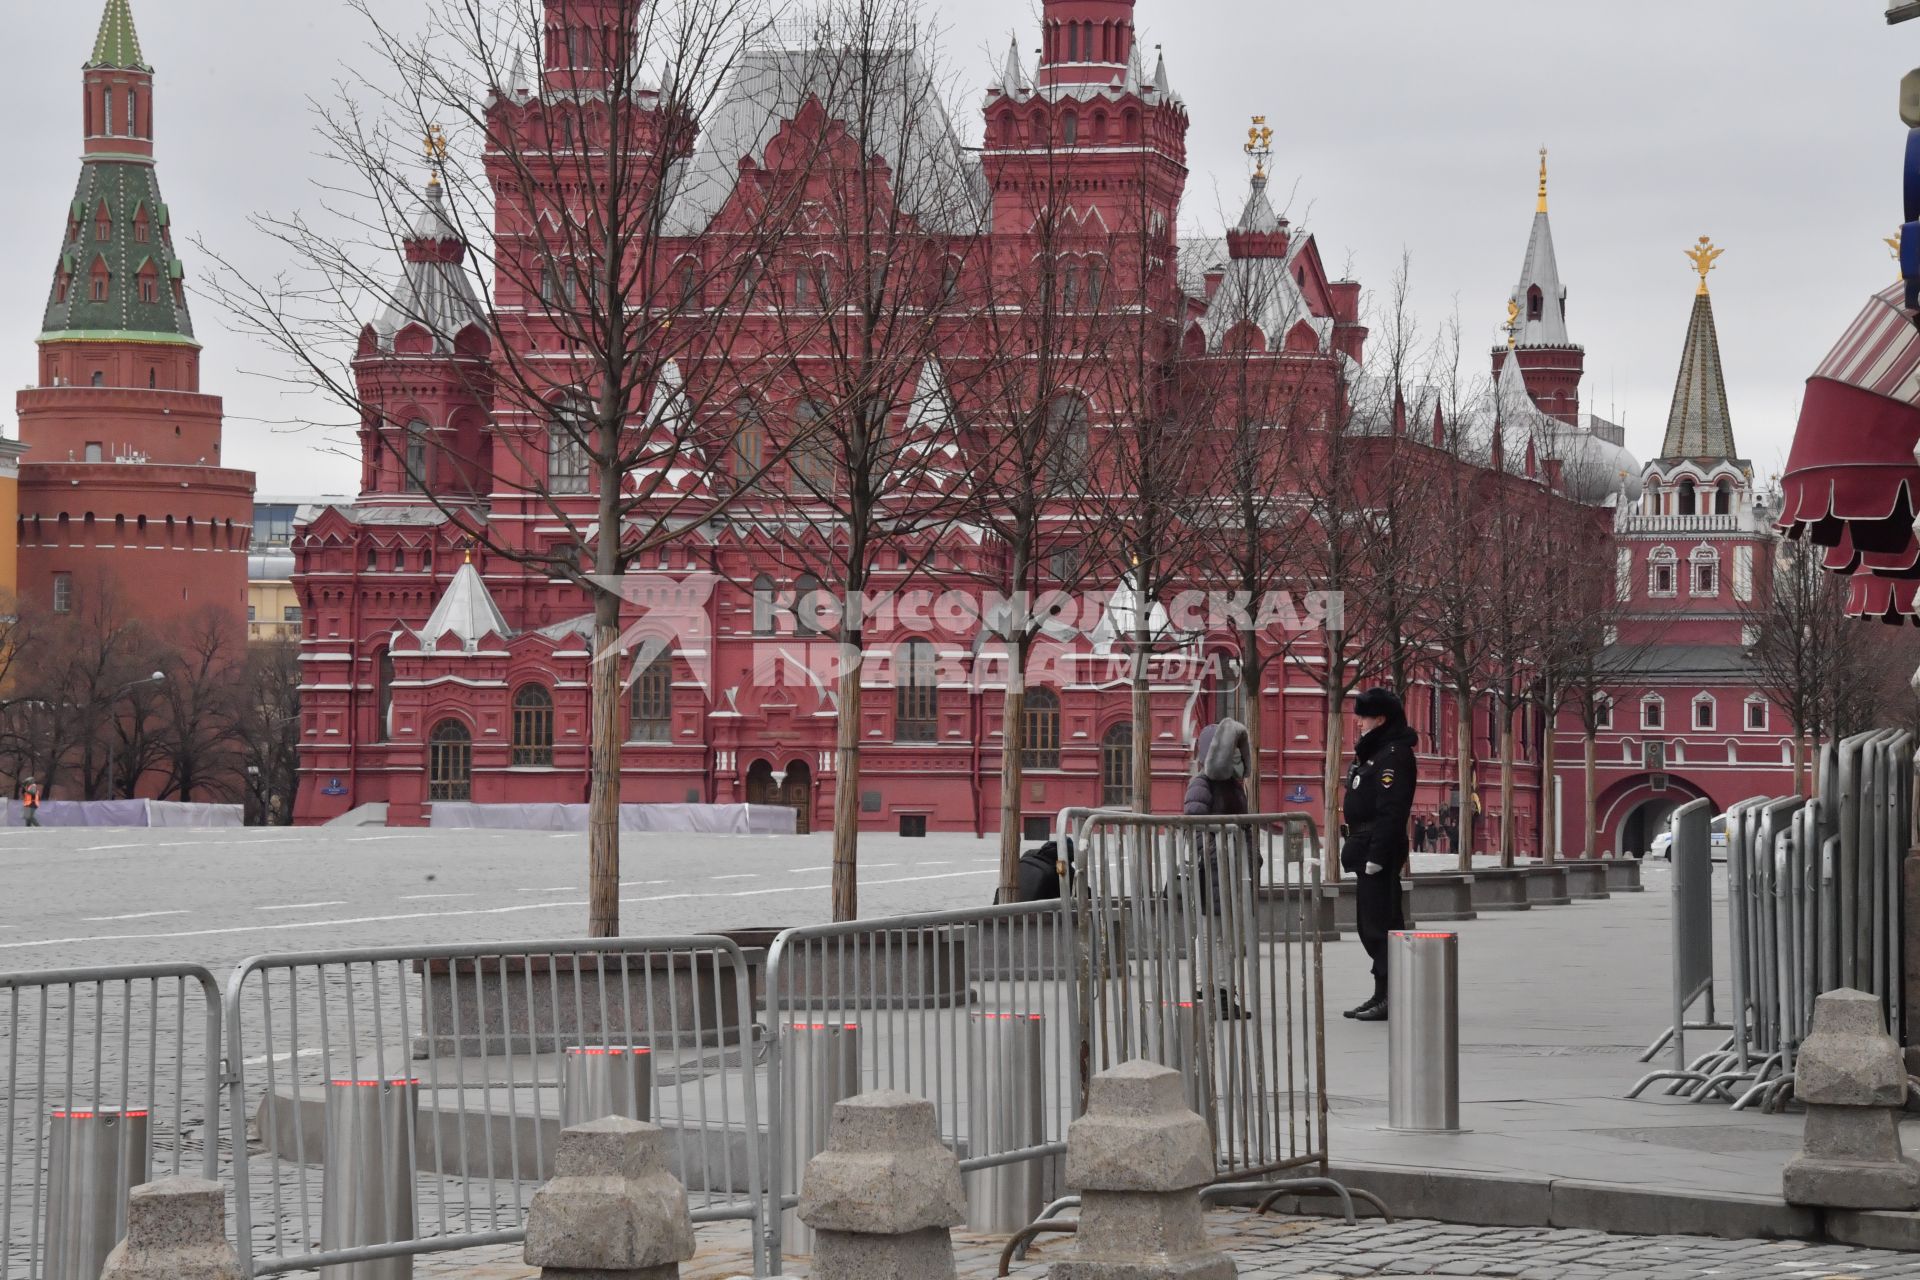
left=1379, top=770, right=1395, bottom=788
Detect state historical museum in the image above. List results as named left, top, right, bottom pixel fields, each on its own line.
left=285, top=0, right=1800, bottom=851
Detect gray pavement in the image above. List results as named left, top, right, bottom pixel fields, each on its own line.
left=422, top=1211, right=1920, bottom=1278
left=0, top=827, right=1008, bottom=972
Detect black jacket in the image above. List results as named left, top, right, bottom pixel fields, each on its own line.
left=1340, top=721, right=1418, bottom=875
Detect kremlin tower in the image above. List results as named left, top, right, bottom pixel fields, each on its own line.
left=16, top=0, right=253, bottom=626
left=1492, top=150, right=1585, bottom=426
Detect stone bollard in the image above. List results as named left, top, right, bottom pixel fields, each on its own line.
left=1051, top=1060, right=1235, bottom=1280
left=797, top=1090, right=966, bottom=1280
left=1783, top=989, right=1920, bottom=1210
left=100, top=1178, right=244, bottom=1280
left=524, top=1117, right=695, bottom=1280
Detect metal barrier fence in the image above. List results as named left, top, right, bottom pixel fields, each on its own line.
left=1629, top=729, right=1913, bottom=1110
left=221, top=937, right=764, bottom=1277
left=1064, top=809, right=1331, bottom=1185
left=760, top=902, right=1070, bottom=1271
left=2, top=965, right=221, bottom=1280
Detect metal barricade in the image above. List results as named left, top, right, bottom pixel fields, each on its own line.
left=760, top=902, right=1070, bottom=1272
left=2, top=964, right=221, bottom=1280
left=1063, top=810, right=1332, bottom=1188
left=1629, top=728, right=1915, bottom=1112
left=222, top=937, right=763, bottom=1278
left=1627, top=799, right=1722, bottom=1098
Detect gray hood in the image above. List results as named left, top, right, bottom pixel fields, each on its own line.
left=1198, top=719, right=1251, bottom=783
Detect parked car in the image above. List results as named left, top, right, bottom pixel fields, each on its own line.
left=1651, top=831, right=1673, bottom=861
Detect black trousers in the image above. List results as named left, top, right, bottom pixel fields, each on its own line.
left=1355, top=868, right=1404, bottom=986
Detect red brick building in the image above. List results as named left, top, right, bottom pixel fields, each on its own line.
left=288, top=0, right=1780, bottom=848
left=17, top=0, right=253, bottom=629
left=1551, top=253, right=1799, bottom=855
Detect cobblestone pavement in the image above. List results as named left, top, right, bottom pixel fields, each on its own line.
left=416, top=1212, right=1920, bottom=1279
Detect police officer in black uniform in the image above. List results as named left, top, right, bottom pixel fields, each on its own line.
left=1340, top=688, right=1419, bottom=1022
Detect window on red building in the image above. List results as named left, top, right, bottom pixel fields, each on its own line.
left=1745, top=698, right=1768, bottom=732
left=1693, top=695, right=1715, bottom=731
left=511, top=685, right=555, bottom=766
left=428, top=720, right=472, bottom=801
left=1101, top=723, right=1134, bottom=808
left=629, top=655, right=672, bottom=743
left=1023, top=688, right=1061, bottom=769
left=895, top=639, right=937, bottom=742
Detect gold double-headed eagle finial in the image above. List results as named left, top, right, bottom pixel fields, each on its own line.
left=425, top=124, right=449, bottom=187
left=1685, top=236, right=1724, bottom=296
left=1244, top=115, right=1274, bottom=180
left=1505, top=297, right=1520, bottom=348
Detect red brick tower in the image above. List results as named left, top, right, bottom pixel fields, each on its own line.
left=1491, top=149, right=1585, bottom=426
left=16, top=0, right=253, bottom=626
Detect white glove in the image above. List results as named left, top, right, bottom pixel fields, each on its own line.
left=1365, top=862, right=1383, bottom=875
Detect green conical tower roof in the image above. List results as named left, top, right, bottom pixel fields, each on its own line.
left=87, top=0, right=150, bottom=72
left=1658, top=289, right=1736, bottom=464
left=42, top=0, right=193, bottom=346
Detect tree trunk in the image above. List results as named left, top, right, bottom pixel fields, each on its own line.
left=587, top=595, right=623, bottom=938
left=1131, top=645, right=1152, bottom=813
left=1498, top=716, right=1516, bottom=867
left=1239, top=631, right=1261, bottom=811
left=1794, top=734, right=1809, bottom=796
left=1583, top=729, right=1598, bottom=860
left=1540, top=708, right=1556, bottom=864
left=833, top=646, right=863, bottom=922
left=998, top=679, right=1026, bottom=903
left=1321, top=696, right=1344, bottom=882
left=1455, top=692, right=1474, bottom=871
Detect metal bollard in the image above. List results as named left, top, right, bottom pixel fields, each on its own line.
left=44, top=1106, right=151, bottom=1280
left=561, top=1046, right=653, bottom=1128
left=780, top=1022, right=862, bottom=1254
left=320, top=1078, right=419, bottom=1280
left=1388, top=932, right=1461, bottom=1133
left=966, top=1013, right=1046, bottom=1233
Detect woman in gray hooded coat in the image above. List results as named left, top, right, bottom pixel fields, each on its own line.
left=1184, top=719, right=1253, bottom=1018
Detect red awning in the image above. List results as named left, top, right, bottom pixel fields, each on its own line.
left=1777, top=286, right=1920, bottom=558
left=1846, top=573, right=1920, bottom=625
left=1818, top=519, right=1920, bottom=576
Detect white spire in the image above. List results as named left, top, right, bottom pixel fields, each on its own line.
left=1123, top=41, right=1145, bottom=95
left=999, top=34, right=1028, bottom=96
left=1508, top=154, right=1570, bottom=348
left=1151, top=46, right=1171, bottom=97
left=420, top=560, right=510, bottom=651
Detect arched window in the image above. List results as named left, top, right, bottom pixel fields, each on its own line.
left=628, top=653, right=673, bottom=743
left=895, top=639, right=938, bottom=742
left=1526, top=285, right=1543, bottom=322
left=731, top=399, right=764, bottom=481
left=511, top=685, right=555, bottom=766
left=376, top=650, right=394, bottom=742
left=1047, top=394, right=1090, bottom=488
left=1023, top=688, right=1061, bottom=769
left=790, top=402, right=835, bottom=495
left=1678, top=479, right=1697, bottom=517
left=1690, top=546, right=1720, bottom=597
left=549, top=401, right=592, bottom=494
left=404, top=421, right=430, bottom=493
left=1101, top=723, right=1134, bottom=808
left=793, top=574, right=824, bottom=637
left=1640, top=695, right=1665, bottom=732
left=1648, top=547, right=1678, bottom=598
left=1692, top=694, right=1716, bottom=731
left=428, top=720, right=472, bottom=801
left=1061, top=112, right=1079, bottom=146
left=1715, top=478, right=1734, bottom=516
left=675, top=256, right=701, bottom=311
left=1745, top=697, right=1769, bottom=732
left=751, top=574, right=778, bottom=635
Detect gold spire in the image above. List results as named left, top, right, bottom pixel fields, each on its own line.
left=1685, top=235, right=1724, bottom=296
left=425, top=125, right=448, bottom=188
left=1243, top=115, right=1273, bottom=180
left=1536, top=146, right=1548, bottom=213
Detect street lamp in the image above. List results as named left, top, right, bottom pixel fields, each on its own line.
left=106, top=671, right=166, bottom=801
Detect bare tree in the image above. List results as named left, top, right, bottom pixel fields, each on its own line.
left=238, top=639, right=303, bottom=825
left=731, top=0, right=987, bottom=920
left=153, top=609, right=248, bottom=803
left=1746, top=531, right=1863, bottom=792
left=200, top=0, right=823, bottom=933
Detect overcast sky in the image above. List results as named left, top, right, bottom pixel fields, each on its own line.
left=2, top=1, right=1912, bottom=495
